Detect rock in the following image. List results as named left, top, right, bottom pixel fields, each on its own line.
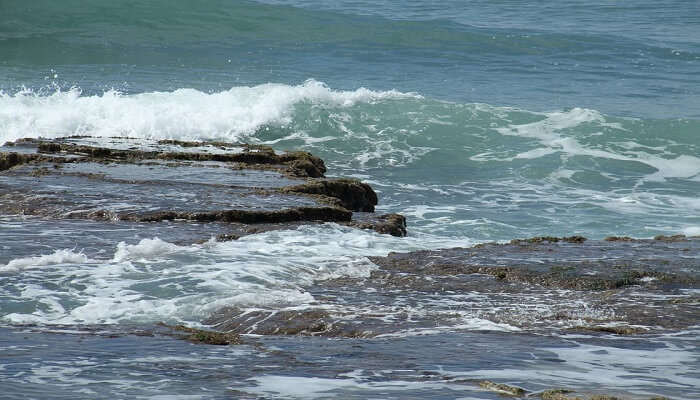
left=478, top=380, right=526, bottom=396
left=158, top=323, right=243, bottom=345
left=654, top=234, right=686, bottom=242
left=33, top=138, right=326, bottom=177
left=510, top=236, right=587, bottom=244
left=604, top=236, right=635, bottom=242
left=0, top=136, right=405, bottom=242
left=579, top=325, right=648, bottom=335
left=346, top=212, right=407, bottom=237
left=346, top=237, right=700, bottom=333
left=0, top=152, right=59, bottom=171
left=124, top=207, right=352, bottom=224
left=282, top=178, right=378, bottom=212
left=541, top=389, right=581, bottom=400
left=203, top=307, right=372, bottom=338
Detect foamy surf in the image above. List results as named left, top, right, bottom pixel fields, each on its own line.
left=495, top=107, right=700, bottom=182
left=0, top=249, right=90, bottom=273
left=0, top=224, right=474, bottom=326
left=0, top=80, right=419, bottom=143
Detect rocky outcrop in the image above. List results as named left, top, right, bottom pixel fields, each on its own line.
left=282, top=179, right=378, bottom=212
left=34, top=139, right=326, bottom=178
left=0, top=152, right=64, bottom=171
left=157, top=323, right=243, bottom=345
left=346, top=212, right=407, bottom=236
left=0, top=136, right=405, bottom=240
left=203, top=307, right=373, bottom=338
left=125, top=207, right=352, bottom=224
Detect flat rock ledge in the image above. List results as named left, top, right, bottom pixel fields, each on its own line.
left=203, top=236, right=699, bottom=339
left=0, top=136, right=406, bottom=239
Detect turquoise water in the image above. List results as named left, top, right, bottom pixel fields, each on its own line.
left=2, top=0, right=699, bottom=240
left=1, top=1, right=699, bottom=398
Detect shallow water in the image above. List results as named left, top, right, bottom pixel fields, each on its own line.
left=2, top=326, right=698, bottom=399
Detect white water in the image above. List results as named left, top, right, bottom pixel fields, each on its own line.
left=0, top=249, right=89, bottom=273
left=0, top=80, right=419, bottom=143
left=0, top=224, right=473, bottom=326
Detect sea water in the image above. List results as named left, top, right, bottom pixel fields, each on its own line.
left=1, top=1, right=699, bottom=398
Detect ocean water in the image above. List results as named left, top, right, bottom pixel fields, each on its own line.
left=1, top=1, right=699, bottom=398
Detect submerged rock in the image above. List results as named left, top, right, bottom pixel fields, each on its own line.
left=541, top=389, right=580, bottom=400
left=282, top=237, right=699, bottom=335
left=203, top=307, right=373, bottom=338
left=478, top=380, right=526, bottom=396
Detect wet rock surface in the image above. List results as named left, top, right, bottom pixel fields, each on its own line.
left=205, top=236, right=699, bottom=338
left=156, top=323, right=244, bottom=345
left=0, top=136, right=405, bottom=240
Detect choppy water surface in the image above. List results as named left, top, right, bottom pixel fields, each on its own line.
left=1, top=0, right=699, bottom=398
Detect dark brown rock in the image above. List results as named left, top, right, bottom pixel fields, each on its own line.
left=541, top=389, right=580, bottom=400
left=126, top=207, right=352, bottom=224
left=654, top=234, right=686, bottom=242
left=283, top=179, right=378, bottom=212
left=510, top=236, right=587, bottom=244
left=346, top=213, right=407, bottom=237
left=478, top=380, right=526, bottom=396
left=158, top=323, right=243, bottom=345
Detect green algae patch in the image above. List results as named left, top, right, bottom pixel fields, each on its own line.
left=159, top=323, right=243, bottom=345
left=0, top=152, right=66, bottom=171
left=541, top=389, right=581, bottom=400
left=654, top=234, right=687, bottom=242
left=478, top=380, right=526, bottom=396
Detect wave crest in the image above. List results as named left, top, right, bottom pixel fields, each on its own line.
left=0, top=80, right=419, bottom=143
left=1, top=249, right=89, bottom=273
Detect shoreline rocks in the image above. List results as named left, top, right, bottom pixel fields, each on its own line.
left=199, top=236, right=698, bottom=339
left=0, top=136, right=406, bottom=239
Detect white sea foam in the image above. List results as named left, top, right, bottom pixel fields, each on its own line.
left=496, top=107, right=700, bottom=181
left=376, top=318, right=521, bottom=338
left=0, top=224, right=475, bottom=326
left=0, top=80, right=419, bottom=143
left=0, top=249, right=89, bottom=273
left=682, top=226, right=700, bottom=236
left=112, top=237, right=187, bottom=263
